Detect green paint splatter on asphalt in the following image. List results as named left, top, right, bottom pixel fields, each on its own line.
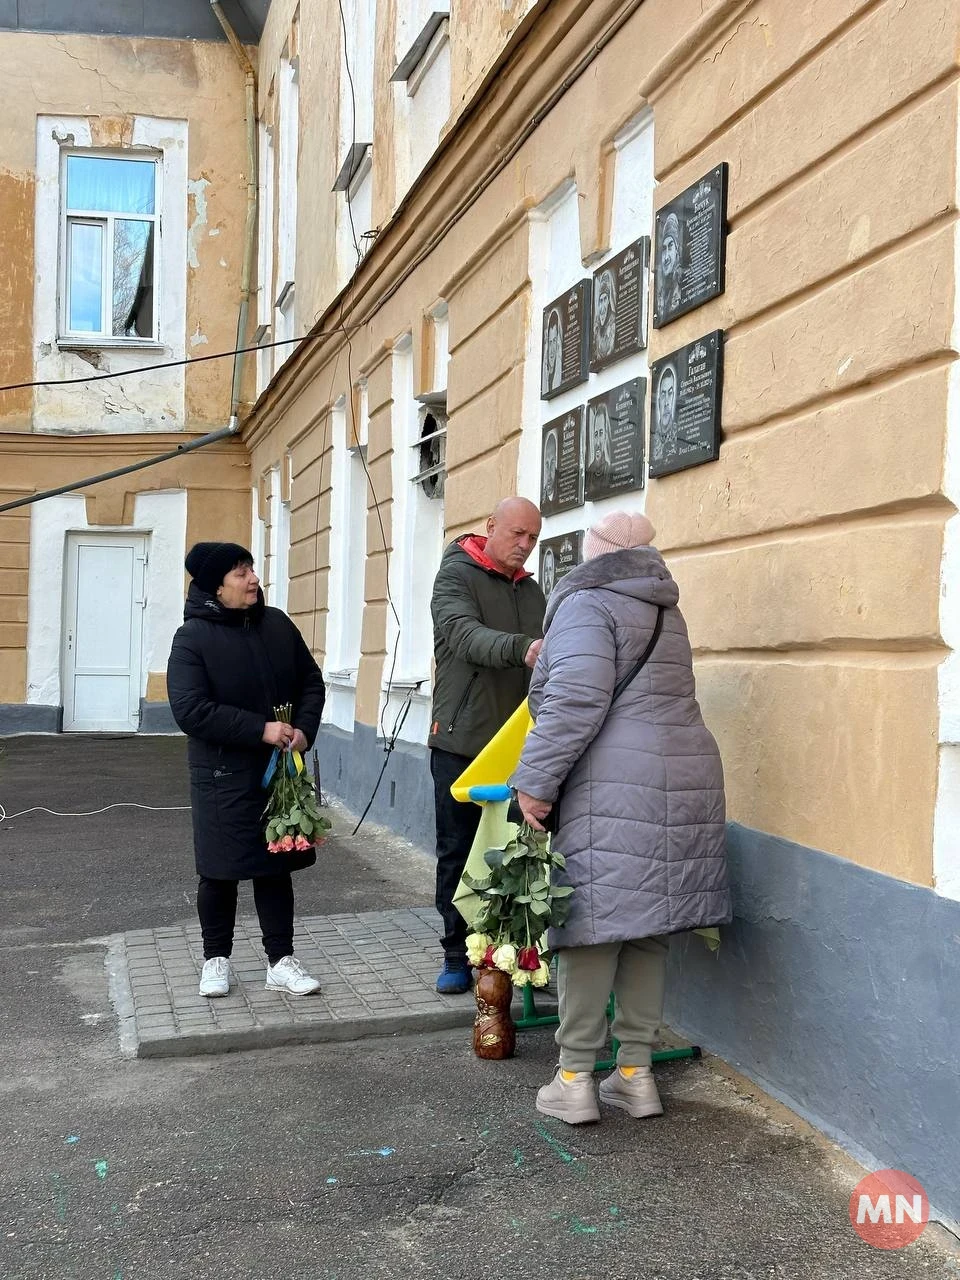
left=570, top=1218, right=598, bottom=1235
left=532, top=1120, right=574, bottom=1163
left=94, top=1160, right=108, bottom=1180
left=49, top=1173, right=66, bottom=1223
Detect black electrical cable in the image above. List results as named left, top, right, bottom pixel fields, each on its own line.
left=337, top=0, right=364, bottom=269
left=0, top=425, right=239, bottom=514
left=0, top=325, right=363, bottom=395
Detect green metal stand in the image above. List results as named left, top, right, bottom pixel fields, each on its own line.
left=515, top=980, right=702, bottom=1070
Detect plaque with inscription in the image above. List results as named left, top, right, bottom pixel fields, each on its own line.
left=540, top=408, right=584, bottom=517
left=653, top=163, right=728, bottom=329
left=540, top=280, right=591, bottom=400
left=539, top=530, right=583, bottom=600
left=590, top=238, right=649, bottom=371
left=649, top=331, right=723, bottom=478
left=584, top=378, right=645, bottom=502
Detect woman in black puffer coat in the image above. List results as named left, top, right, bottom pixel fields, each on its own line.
left=166, top=541, right=326, bottom=999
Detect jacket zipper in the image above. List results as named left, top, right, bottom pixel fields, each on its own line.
left=447, top=672, right=478, bottom=733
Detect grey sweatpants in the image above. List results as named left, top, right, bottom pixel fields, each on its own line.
left=555, top=937, right=668, bottom=1072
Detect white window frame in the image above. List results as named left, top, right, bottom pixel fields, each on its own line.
left=58, top=148, right=162, bottom=347
left=256, top=117, right=276, bottom=395
left=275, top=57, right=300, bottom=369
left=381, top=335, right=444, bottom=744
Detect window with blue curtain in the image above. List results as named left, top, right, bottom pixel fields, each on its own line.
left=62, top=154, right=159, bottom=341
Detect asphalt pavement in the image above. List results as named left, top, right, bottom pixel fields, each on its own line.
left=0, top=734, right=957, bottom=1280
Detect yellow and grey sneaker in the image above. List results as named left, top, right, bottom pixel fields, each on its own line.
left=536, top=1067, right=600, bottom=1125
left=598, top=1065, right=663, bottom=1118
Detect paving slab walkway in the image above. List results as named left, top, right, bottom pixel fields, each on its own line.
left=108, top=905, right=549, bottom=1057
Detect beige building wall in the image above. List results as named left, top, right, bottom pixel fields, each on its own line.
left=0, top=433, right=251, bottom=704
left=245, top=0, right=959, bottom=894
left=0, top=31, right=251, bottom=433
left=0, top=30, right=254, bottom=710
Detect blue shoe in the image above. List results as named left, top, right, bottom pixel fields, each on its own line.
left=436, top=959, right=471, bottom=994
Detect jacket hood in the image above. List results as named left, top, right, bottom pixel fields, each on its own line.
left=183, top=580, right=266, bottom=625
left=544, top=547, right=679, bottom=629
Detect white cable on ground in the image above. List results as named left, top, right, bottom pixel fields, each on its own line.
left=0, top=801, right=191, bottom=825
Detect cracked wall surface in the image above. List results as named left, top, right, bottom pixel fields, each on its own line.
left=0, top=30, right=253, bottom=703
left=0, top=31, right=249, bottom=436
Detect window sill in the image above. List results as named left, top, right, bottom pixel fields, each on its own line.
left=326, top=670, right=358, bottom=689
left=57, top=338, right=165, bottom=352
left=383, top=677, right=430, bottom=695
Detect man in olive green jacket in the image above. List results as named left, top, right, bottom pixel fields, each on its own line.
left=429, top=497, right=546, bottom=993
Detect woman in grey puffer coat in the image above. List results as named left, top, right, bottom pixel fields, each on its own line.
left=510, top=510, right=731, bottom=1126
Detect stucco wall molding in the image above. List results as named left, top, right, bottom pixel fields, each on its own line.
left=242, top=0, right=750, bottom=449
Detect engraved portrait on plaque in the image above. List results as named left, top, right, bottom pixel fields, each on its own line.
left=540, top=280, right=591, bottom=399
left=649, top=331, right=723, bottom=478
left=539, top=531, right=583, bottom=599
left=584, top=378, right=645, bottom=502
left=540, top=408, right=584, bottom=517
left=589, top=238, right=649, bottom=371
left=653, top=164, right=728, bottom=329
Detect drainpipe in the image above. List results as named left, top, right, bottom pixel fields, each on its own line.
left=210, top=1, right=258, bottom=426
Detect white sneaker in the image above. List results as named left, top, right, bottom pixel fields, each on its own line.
left=598, top=1065, right=663, bottom=1118
left=198, top=956, right=231, bottom=998
left=536, top=1067, right=600, bottom=1125
left=265, top=955, right=320, bottom=995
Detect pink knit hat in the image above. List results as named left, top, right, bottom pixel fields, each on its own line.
left=583, top=510, right=657, bottom=560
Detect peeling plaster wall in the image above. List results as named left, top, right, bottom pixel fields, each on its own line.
left=32, top=114, right=189, bottom=433
left=0, top=31, right=249, bottom=435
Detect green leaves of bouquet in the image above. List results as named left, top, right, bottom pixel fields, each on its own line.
left=263, top=702, right=332, bottom=854
left=462, top=822, right=573, bottom=952
left=265, top=771, right=331, bottom=852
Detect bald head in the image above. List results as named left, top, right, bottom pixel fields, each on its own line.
left=485, top=496, right=542, bottom=577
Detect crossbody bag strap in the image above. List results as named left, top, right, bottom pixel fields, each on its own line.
left=611, top=605, right=664, bottom=703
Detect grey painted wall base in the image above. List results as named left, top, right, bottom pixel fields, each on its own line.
left=139, top=699, right=179, bottom=734
left=315, top=721, right=435, bottom=852
left=310, top=728, right=960, bottom=1223
left=0, top=703, right=181, bottom=735
left=665, top=823, right=960, bottom=1225
left=0, top=704, right=63, bottom=734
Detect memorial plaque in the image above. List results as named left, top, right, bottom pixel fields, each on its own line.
left=649, top=331, right=723, bottom=478
left=590, top=238, right=649, bottom=372
left=539, top=530, right=583, bottom=600
left=584, top=378, right=645, bottom=502
left=540, top=280, right=591, bottom=399
left=540, top=408, right=584, bottom=517
left=653, top=163, right=728, bottom=329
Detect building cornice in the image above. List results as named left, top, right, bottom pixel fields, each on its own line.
left=242, top=0, right=747, bottom=452
left=0, top=431, right=246, bottom=457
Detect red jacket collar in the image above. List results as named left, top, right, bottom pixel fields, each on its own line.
left=459, top=534, right=531, bottom=582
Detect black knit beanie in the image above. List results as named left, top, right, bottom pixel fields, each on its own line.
left=184, top=542, right=254, bottom=595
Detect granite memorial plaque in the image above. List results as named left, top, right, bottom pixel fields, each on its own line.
left=540, top=407, right=584, bottom=516
left=590, top=237, right=649, bottom=371
left=653, top=163, right=728, bottom=329
left=584, top=377, right=645, bottom=502
left=539, top=530, right=583, bottom=599
left=649, top=330, right=723, bottom=478
left=540, top=280, right=591, bottom=399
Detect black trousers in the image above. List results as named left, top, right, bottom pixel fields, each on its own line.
left=197, top=871, right=295, bottom=966
left=431, top=748, right=483, bottom=964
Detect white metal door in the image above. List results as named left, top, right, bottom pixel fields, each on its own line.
left=62, top=533, right=147, bottom=732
